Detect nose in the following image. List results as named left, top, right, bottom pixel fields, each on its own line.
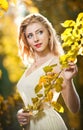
left=34, top=34, right=39, bottom=42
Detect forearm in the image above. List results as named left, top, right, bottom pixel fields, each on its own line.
left=62, top=79, right=80, bottom=113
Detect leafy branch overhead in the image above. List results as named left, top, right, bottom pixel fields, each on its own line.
left=60, top=12, right=83, bottom=68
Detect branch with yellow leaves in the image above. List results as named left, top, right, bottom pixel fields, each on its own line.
left=23, top=64, right=64, bottom=116
left=60, top=12, right=83, bottom=68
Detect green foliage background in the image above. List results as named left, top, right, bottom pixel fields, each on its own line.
left=0, top=0, right=83, bottom=130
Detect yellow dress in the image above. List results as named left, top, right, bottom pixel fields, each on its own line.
left=17, top=59, right=68, bottom=130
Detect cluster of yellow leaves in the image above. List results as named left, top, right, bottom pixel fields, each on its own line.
left=25, top=64, right=64, bottom=115
left=0, top=0, right=8, bottom=16
left=0, top=92, right=21, bottom=117
left=0, top=0, right=38, bottom=16
left=0, top=16, right=24, bottom=82
left=0, top=0, right=17, bottom=16
left=60, top=12, right=83, bottom=68
left=0, top=92, right=24, bottom=128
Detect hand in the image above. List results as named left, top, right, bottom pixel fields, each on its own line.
left=63, top=62, right=78, bottom=80
left=17, top=109, right=31, bottom=126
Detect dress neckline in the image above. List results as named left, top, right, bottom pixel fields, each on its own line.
left=25, top=57, right=55, bottom=78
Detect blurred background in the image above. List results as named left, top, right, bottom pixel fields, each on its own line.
left=0, top=0, right=83, bottom=130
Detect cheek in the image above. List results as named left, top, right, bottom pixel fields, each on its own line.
left=28, top=41, right=35, bottom=50
left=44, top=35, right=49, bottom=45
left=44, top=32, right=50, bottom=42
left=27, top=39, right=33, bottom=47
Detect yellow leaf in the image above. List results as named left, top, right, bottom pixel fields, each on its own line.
left=44, top=87, right=50, bottom=96
left=61, top=28, right=73, bottom=42
left=0, top=0, right=9, bottom=11
left=59, top=55, right=67, bottom=64
left=44, top=84, right=51, bottom=89
left=43, top=66, right=53, bottom=73
left=50, top=64, right=57, bottom=67
left=37, top=94, right=43, bottom=98
left=59, top=55, right=68, bottom=68
left=56, top=77, right=63, bottom=84
left=51, top=101, right=64, bottom=113
left=31, top=97, right=38, bottom=104
left=39, top=76, right=48, bottom=84
left=47, top=91, right=53, bottom=101
left=76, top=12, right=83, bottom=22
left=53, top=83, right=62, bottom=92
left=62, top=40, right=73, bottom=49
left=35, top=84, right=43, bottom=93
left=27, top=104, right=33, bottom=111
left=61, top=20, right=75, bottom=27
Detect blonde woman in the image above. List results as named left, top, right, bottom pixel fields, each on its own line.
left=17, top=13, right=80, bottom=130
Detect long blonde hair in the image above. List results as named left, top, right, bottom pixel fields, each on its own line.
left=18, top=13, right=63, bottom=66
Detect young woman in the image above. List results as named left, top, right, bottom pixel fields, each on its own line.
left=17, top=13, right=80, bottom=130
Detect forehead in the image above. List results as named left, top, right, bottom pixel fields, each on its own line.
left=25, top=22, right=46, bottom=33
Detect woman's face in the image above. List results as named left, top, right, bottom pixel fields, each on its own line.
left=25, top=22, right=50, bottom=53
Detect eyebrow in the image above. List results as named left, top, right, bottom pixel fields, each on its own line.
left=35, top=28, right=43, bottom=33
left=27, top=28, right=43, bottom=35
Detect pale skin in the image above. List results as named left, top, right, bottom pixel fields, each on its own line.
left=17, top=22, right=80, bottom=126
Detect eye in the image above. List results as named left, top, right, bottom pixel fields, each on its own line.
left=38, top=30, right=43, bottom=35
left=27, top=33, right=33, bottom=39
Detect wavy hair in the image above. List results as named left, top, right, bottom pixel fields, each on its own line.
left=17, top=13, right=63, bottom=66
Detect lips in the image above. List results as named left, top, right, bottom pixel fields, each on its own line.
left=34, top=43, right=42, bottom=48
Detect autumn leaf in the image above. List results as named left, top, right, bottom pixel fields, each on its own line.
left=61, top=28, right=72, bottom=41
left=51, top=101, right=64, bottom=113
left=35, top=84, right=43, bottom=93
left=76, top=12, right=83, bottom=23
left=44, top=86, right=51, bottom=96
left=37, top=94, right=43, bottom=98
left=43, top=64, right=57, bottom=73
left=53, top=83, right=62, bottom=92
left=43, top=65, right=53, bottom=73
left=53, top=77, right=63, bottom=92
left=56, top=77, right=63, bottom=84
left=39, top=75, right=49, bottom=84
left=47, top=91, right=53, bottom=101
left=59, top=54, right=68, bottom=68
left=61, top=20, right=75, bottom=27
left=31, top=97, right=39, bottom=104
left=50, top=64, right=57, bottom=67
left=0, top=0, right=9, bottom=11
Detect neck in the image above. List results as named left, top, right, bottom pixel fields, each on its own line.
left=34, top=48, right=52, bottom=62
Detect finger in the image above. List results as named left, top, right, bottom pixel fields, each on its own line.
left=68, top=63, right=77, bottom=70
left=19, top=117, right=30, bottom=126
left=17, top=112, right=30, bottom=118
left=68, top=62, right=75, bottom=66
